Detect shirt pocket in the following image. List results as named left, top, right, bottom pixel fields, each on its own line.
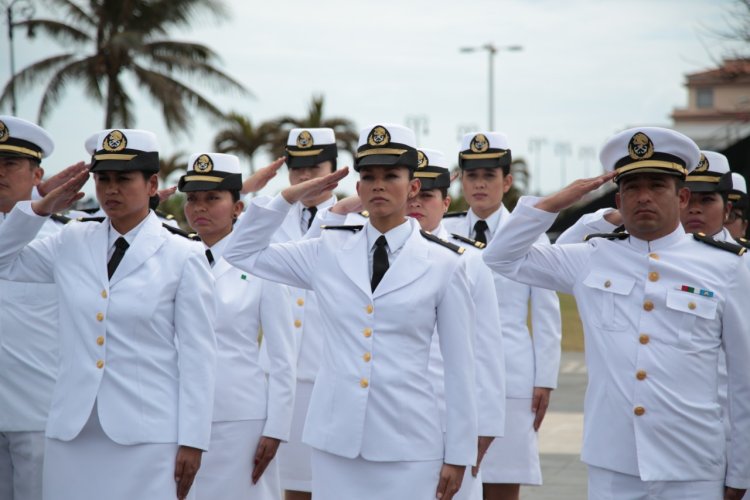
left=665, top=289, right=718, bottom=348
left=582, top=272, right=636, bottom=331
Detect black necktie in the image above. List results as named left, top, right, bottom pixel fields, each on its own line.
left=474, top=220, right=489, bottom=244
left=306, top=206, right=318, bottom=230
left=205, top=249, right=215, bottom=267
left=107, top=237, right=129, bottom=280
left=371, top=235, right=389, bottom=292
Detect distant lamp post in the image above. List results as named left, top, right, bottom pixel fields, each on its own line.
left=405, top=115, right=429, bottom=145
left=460, top=43, right=522, bottom=130
left=2, top=0, right=34, bottom=115
left=554, top=142, right=572, bottom=188
left=528, top=137, right=548, bottom=195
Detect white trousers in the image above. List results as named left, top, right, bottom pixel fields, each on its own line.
left=0, top=431, right=45, bottom=500
left=587, top=465, right=724, bottom=500
left=194, top=419, right=280, bottom=500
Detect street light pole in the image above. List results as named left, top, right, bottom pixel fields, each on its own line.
left=2, top=0, right=34, bottom=115
left=460, top=43, right=522, bottom=130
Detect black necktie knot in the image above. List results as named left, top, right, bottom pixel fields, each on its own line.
left=205, top=249, right=215, bottom=267
left=371, top=235, right=389, bottom=292
left=305, top=206, right=318, bottom=230
left=107, top=237, right=130, bottom=280
left=473, top=220, right=489, bottom=244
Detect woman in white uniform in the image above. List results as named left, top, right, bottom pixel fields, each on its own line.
left=224, top=124, right=478, bottom=500
left=180, top=153, right=296, bottom=500
left=0, top=129, right=217, bottom=500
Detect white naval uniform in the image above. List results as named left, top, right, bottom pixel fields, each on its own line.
left=267, top=195, right=336, bottom=492
left=0, top=213, right=61, bottom=500
left=442, top=206, right=561, bottom=485
left=0, top=203, right=217, bottom=500
left=193, top=235, right=295, bottom=500
left=225, top=194, right=478, bottom=500
left=429, top=223, right=505, bottom=500
left=483, top=196, right=750, bottom=497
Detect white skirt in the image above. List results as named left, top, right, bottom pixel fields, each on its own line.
left=588, top=465, right=724, bottom=500
left=311, top=449, right=442, bottom=500
left=43, top=404, right=184, bottom=500
left=194, top=419, right=280, bottom=500
left=481, top=398, right=542, bottom=485
left=277, top=380, right=314, bottom=492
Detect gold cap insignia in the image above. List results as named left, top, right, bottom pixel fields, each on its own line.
left=417, top=150, right=428, bottom=169
left=470, top=133, right=489, bottom=153
left=296, top=130, right=314, bottom=149
left=0, top=120, right=8, bottom=143
left=102, top=130, right=127, bottom=152
left=694, top=153, right=709, bottom=173
left=367, top=126, right=390, bottom=147
left=627, top=132, right=654, bottom=160
left=193, top=154, right=213, bottom=173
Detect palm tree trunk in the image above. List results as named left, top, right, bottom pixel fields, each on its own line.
left=105, top=74, right=116, bottom=128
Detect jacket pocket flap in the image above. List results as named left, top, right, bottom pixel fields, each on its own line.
left=582, top=272, right=636, bottom=295
left=666, top=289, right=717, bottom=320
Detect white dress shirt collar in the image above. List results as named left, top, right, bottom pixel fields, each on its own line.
left=625, top=224, right=686, bottom=253
left=467, top=205, right=505, bottom=237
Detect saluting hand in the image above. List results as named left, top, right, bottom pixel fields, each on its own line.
left=282, top=167, right=349, bottom=204
left=174, top=445, right=202, bottom=500
left=157, top=186, right=177, bottom=202
left=242, top=156, right=286, bottom=194
left=330, top=194, right=363, bottom=215
left=535, top=171, right=617, bottom=214
left=31, top=161, right=89, bottom=216
left=37, top=161, right=89, bottom=197
left=251, top=436, right=281, bottom=484
left=436, top=463, right=465, bottom=500
left=532, top=387, right=553, bottom=431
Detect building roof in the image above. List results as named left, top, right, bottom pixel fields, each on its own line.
left=686, top=58, right=750, bottom=86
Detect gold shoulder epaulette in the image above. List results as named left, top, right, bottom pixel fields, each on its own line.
left=421, top=230, right=464, bottom=254
left=451, top=233, right=485, bottom=249
left=50, top=213, right=72, bottom=224
left=321, top=225, right=363, bottom=232
left=155, top=209, right=175, bottom=220
left=694, top=232, right=746, bottom=256
left=443, top=211, right=467, bottom=218
left=737, top=237, right=750, bottom=249
left=358, top=211, right=370, bottom=218
left=163, top=223, right=201, bottom=241
left=76, top=216, right=105, bottom=223
left=584, top=232, right=629, bottom=242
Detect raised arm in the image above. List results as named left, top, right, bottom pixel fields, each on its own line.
left=555, top=208, right=622, bottom=245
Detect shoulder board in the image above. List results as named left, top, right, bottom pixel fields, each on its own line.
left=583, top=232, right=629, bottom=242
left=80, top=207, right=100, bottom=215
left=451, top=233, right=486, bottom=249
left=75, top=216, right=105, bottom=223
left=358, top=210, right=370, bottom=218
left=693, top=232, right=746, bottom=256
left=737, top=237, right=750, bottom=249
left=421, top=230, right=464, bottom=254
left=163, top=223, right=201, bottom=241
left=50, top=213, right=72, bottom=224
left=443, top=211, right=467, bottom=218
left=155, top=209, right=175, bottom=221
left=321, top=225, right=363, bottom=232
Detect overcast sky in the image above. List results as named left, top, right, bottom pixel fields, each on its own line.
left=1, top=0, right=744, bottom=198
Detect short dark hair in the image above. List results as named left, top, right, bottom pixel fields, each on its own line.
left=230, top=190, right=240, bottom=202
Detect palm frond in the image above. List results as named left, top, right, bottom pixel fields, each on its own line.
left=37, top=56, right=99, bottom=123
left=47, top=0, right=97, bottom=29
left=18, top=19, right=92, bottom=44
left=0, top=53, right=77, bottom=107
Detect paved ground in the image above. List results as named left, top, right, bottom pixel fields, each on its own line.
left=522, top=352, right=588, bottom=499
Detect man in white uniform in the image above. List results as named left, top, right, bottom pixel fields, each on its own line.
left=726, top=172, right=749, bottom=242
left=442, top=132, right=561, bottom=499
left=483, top=126, right=750, bottom=500
left=0, top=116, right=59, bottom=500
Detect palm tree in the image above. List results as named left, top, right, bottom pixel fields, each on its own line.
left=267, top=94, right=358, bottom=158
left=212, top=112, right=277, bottom=174
left=0, top=0, right=247, bottom=132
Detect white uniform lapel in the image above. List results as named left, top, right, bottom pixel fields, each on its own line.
left=109, top=214, right=166, bottom=286
left=335, top=227, right=372, bottom=297
left=211, top=257, right=233, bottom=279
left=87, top=219, right=110, bottom=288
left=372, top=224, right=430, bottom=299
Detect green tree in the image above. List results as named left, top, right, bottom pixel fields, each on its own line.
left=212, top=112, right=277, bottom=174
left=0, top=0, right=246, bottom=132
left=267, top=94, right=358, bottom=158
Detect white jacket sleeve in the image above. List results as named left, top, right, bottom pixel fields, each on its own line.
left=0, top=201, right=58, bottom=283
left=225, top=194, right=319, bottom=290
left=260, top=279, right=297, bottom=441
left=555, top=208, right=619, bottom=245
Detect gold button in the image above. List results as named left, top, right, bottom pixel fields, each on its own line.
left=96, top=336, right=104, bottom=346
left=366, top=305, right=373, bottom=314
left=363, top=328, right=372, bottom=338
left=648, top=271, right=659, bottom=282
left=604, top=280, right=612, bottom=288
left=294, top=319, right=302, bottom=328
left=643, top=300, right=654, bottom=312
left=688, top=302, right=696, bottom=310
left=96, top=360, right=104, bottom=369
left=297, top=298, right=304, bottom=306
left=360, top=378, right=369, bottom=388
left=101, top=290, right=108, bottom=299
left=363, top=352, right=371, bottom=362
left=96, top=312, right=104, bottom=322
left=636, top=370, right=647, bottom=381
left=649, top=253, right=659, bottom=260
left=639, top=334, right=650, bottom=345
left=634, top=406, right=645, bottom=416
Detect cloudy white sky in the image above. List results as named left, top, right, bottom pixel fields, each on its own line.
left=1, top=0, right=745, bottom=197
